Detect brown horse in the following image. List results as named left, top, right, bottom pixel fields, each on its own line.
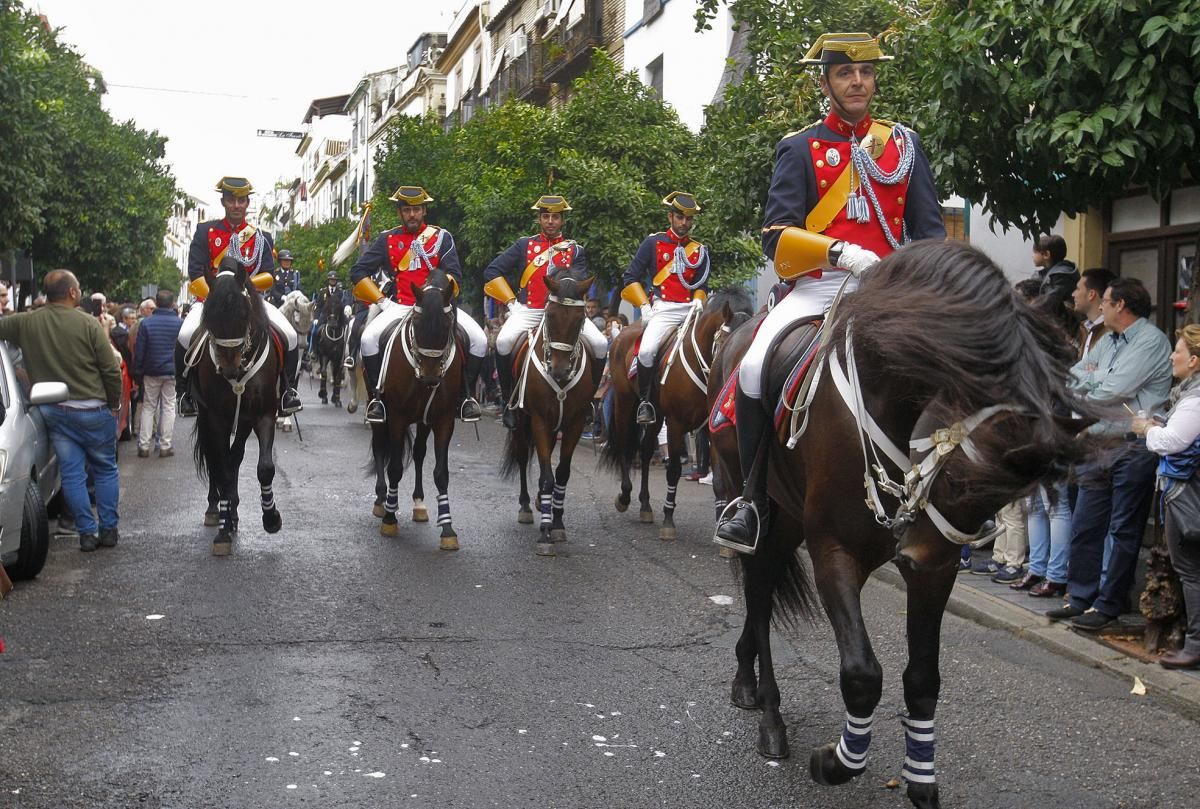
left=369, top=270, right=463, bottom=551
left=190, top=255, right=284, bottom=556
left=500, top=271, right=598, bottom=556
left=708, top=241, right=1092, bottom=809
left=602, top=290, right=752, bottom=539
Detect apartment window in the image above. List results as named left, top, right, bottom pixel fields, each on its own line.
left=646, top=55, right=663, bottom=99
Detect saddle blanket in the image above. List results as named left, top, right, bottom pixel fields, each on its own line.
left=708, top=321, right=822, bottom=435
left=626, top=333, right=678, bottom=380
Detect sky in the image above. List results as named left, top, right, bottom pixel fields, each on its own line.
left=30, top=0, right=459, bottom=210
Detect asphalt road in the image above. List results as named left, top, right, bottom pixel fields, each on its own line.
left=2, top=390, right=1199, bottom=809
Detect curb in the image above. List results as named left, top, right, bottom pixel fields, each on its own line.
left=870, top=565, right=1200, bottom=721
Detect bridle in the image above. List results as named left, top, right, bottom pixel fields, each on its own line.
left=375, top=282, right=457, bottom=425
left=660, top=299, right=728, bottom=392
left=516, top=290, right=588, bottom=433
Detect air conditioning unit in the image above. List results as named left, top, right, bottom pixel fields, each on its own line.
left=533, top=0, right=557, bottom=24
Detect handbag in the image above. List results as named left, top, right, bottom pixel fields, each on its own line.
left=1164, top=475, right=1200, bottom=543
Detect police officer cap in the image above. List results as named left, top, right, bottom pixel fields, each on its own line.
left=662, top=191, right=701, bottom=215
left=531, top=194, right=572, bottom=213
left=278, top=249, right=294, bottom=261
left=800, top=33, right=893, bottom=66
left=326, top=271, right=338, bottom=281
left=389, top=185, right=434, bottom=204
left=216, top=176, right=254, bottom=197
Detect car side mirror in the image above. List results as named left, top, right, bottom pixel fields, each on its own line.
left=29, top=381, right=69, bottom=406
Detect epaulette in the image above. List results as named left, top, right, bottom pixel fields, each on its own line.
left=874, top=117, right=896, bottom=128
left=780, top=119, right=824, bottom=141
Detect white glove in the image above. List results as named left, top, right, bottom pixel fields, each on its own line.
left=835, top=243, right=881, bottom=278
left=377, top=297, right=395, bottom=311
left=508, top=300, right=525, bottom=315
left=640, top=303, right=653, bottom=320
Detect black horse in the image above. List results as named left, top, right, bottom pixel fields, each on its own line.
left=191, top=255, right=284, bottom=556
left=313, top=290, right=347, bottom=407
left=708, top=241, right=1093, bottom=808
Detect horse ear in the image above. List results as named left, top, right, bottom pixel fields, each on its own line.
left=546, top=275, right=560, bottom=294
left=410, top=281, right=422, bottom=302
left=580, top=275, right=596, bottom=295
left=721, top=302, right=733, bottom=323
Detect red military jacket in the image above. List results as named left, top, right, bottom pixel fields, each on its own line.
left=187, top=219, right=274, bottom=283
left=622, top=229, right=711, bottom=303
left=813, top=114, right=910, bottom=258
left=385, top=225, right=452, bottom=306
left=522, top=234, right=579, bottom=309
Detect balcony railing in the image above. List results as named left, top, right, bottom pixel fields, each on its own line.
left=489, top=46, right=548, bottom=107
left=542, top=11, right=603, bottom=82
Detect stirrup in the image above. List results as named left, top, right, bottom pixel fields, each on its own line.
left=178, top=393, right=198, bottom=418
left=501, top=405, right=518, bottom=431
left=343, top=355, right=356, bottom=369
left=636, top=401, right=657, bottom=425
left=713, top=498, right=761, bottom=555
left=460, top=398, right=481, bottom=423
left=366, top=398, right=386, bottom=424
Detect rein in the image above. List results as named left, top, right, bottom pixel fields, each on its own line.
left=660, top=299, right=716, bottom=392
left=517, top=296, right=587, bottom=433
left=378, top=287, right=457, bottom=425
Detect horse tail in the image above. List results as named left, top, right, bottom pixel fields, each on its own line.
left=598, top=396, right=635, bottom=473
left=499, top=427, right=528, bottom=479
left=192, top=418, right=209, bottom=481
left=735, top=519, right=817, bottom=630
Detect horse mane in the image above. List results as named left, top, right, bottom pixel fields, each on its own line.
left=202, top=257, right=269, bottom=337
left=832, top=239, right=1097, bottom=477
left=707, top=287, right=754, bottom=319
left=413, top=269, right=452, bottom=348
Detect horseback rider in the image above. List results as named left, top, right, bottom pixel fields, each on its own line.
left=314, top=271, right=345, bottom=325
left=275, top=250, right=301, bottom=298
left=714, top=33, right=946, bottom=553
left=349, top=185, right=487, bottom=424
left=621, top=191, right=711, bottom=426
left=176, top=176, right=303, bottom=418
left=484, top=194, right=608, bottom=430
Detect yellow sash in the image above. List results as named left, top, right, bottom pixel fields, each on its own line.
left=652, top=240, right=704, bottom=287
left=211, top=225, right=258, bottom=269
left=804, top=121, right=893, bottom=234
left=395, top=225, right=439, bottom=270
left=520, top=241, right=572, bottom=288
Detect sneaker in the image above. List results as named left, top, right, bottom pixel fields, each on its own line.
left=957, top=557, right=972, bottom=573
left=970, top=559, right=1001, bottom=576
left=990, top=564, right=1024, bottom=584
left=580, top=430, right=594, bottom=440
left=98, top=527, right=119, bottom=548
left=1070, top=608, right=1116, bottom=632
left=79, top=533, right=98, bottom=552
left=1045, top=603, right=1086, bottom=622
left=698, top=472, right=713, bottom=486
left=1029, top=580, right=1067, bottom=598
left=159, top=447, right=174, bottom=458
left=137, top=447, right=150, bottom=458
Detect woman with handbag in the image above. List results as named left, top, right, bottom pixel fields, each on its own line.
left=1136, top=323, right=1200, bottom=669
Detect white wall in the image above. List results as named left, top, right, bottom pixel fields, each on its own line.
left=623, top=0, right=732, bottom=132
left=967, top=204, right=1065, bottom=283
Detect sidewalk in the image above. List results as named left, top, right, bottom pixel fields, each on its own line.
left=871, top=559, right=1200, bottom=721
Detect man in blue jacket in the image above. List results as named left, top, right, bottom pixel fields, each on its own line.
left=133, top=289, right=183, bottom=458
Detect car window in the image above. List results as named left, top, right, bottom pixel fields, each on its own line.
left=0, top=342, right=12, bottom=410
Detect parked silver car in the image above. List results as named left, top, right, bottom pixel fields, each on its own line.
left=0, top=341, right=68, bottom=581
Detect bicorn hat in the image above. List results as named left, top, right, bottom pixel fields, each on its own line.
left=800, top=33, right=893, bottom=66
left=662, top=191, right=701, bottom=216
left=215, top=176, right=254, bottom=197
left=531, top=194, right=572, bottom=213
left=388, top=185, right=434, bottom=204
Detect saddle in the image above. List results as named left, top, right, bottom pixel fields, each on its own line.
left=184, top=326, right=285, bottom=374
left=709, top=316, right=823, bottom=435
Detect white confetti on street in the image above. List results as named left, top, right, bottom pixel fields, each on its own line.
left=708, top=594, right=734, bottom=605
left=265, top=757, right=279, bottom=763
left=145, top=614, right=164, bottom=620
left=365, top=772, right=386, bottom=778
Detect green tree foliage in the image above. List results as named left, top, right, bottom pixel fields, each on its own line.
left=275, top=217, right=355, bottom=295
left=920, top=0, right=1200, bottom=235
left=107, top=254, right=183, bottom=305
left=0, top=1, right=177, bottom=292
left=369, top=51, right=749, bottom=306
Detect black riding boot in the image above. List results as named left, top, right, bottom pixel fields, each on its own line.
left=635, top=362, right=657, bottom=425
left=363, top=352, right=386, bottom=424
left=496, top=351, right=518, bottom=431
left=460, top=354, right=483, bottom=422
left=590, top=356, right=605, bottom=390
left=279, top=346, right=303, bottom=415
left=714, top=389, right=772, bottom=554
left=175, top=343, right=197, bottom=418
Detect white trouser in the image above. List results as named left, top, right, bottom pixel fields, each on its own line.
left=178, top=299, right=299, bottom=351
left=360, top=303, right=489, bottom=358
left=738, top=270, right=857, bottom=399
left=496, top=306, right=608, bottom=358
left=637, top=299, right=695, bottom=367
left=138, top=376, right=176, bottom=451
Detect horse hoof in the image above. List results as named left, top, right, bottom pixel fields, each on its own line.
left=757, top=720, right=790, bottom=760
left=808, top=742, right=859, bottom=785
left=730, top=679, right=759, bottom=710
left=204, top=511, right=219, bottom=527
left=639, top=509, right=654, bottom=524
left=212, top=536, right=232, bottom=557
left=333, top=401, right=342, bottom=409
left=518, top=509, right=534, bottom=524
left=380, top=522, right=398, bottom=537
left=659, top=525, right=678, bottom=541
left=906, top=781, right=941, bottom=809
left=614, top=496, right=629, bottom=513
left=536, top=542, right=556, bottom=557
left=347, top=402, right=358, bottom=414
left=412, top=506, right=429, bottom=523
left=372, top=502, right=385, bottom=518
left=718, top=546, right=737, bottom=560
left=550, top=528, right=567, bottom=543
left=440, top=534, right=460, bottom=551
left=262, top=508, right=282, bottom=534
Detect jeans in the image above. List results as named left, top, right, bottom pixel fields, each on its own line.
left=40, top=405, right=119, bottom=536
left=1027, top=483, right=1071, bottom=583
left=1066, top=446, right=1157, bottom=616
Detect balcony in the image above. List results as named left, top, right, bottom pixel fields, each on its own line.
left=541, top=11, right=603, bottom=83
left=490, top=46, right=548, bottom=107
